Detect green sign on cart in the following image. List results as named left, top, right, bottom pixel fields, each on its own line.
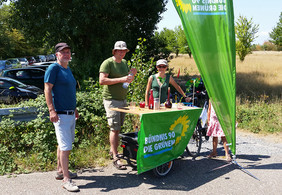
left=137, top=108, right=202, bottom=174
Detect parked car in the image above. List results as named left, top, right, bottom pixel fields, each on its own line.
left=0, top=68, right=45, bottom=89
left=45, top=55, right=50, bottom=62
left=26, top=56, right=36, bottom=65
left=27, top=65, right=49, bottom=71
left=7, top=58, right=21, bottom=68
left=47, top=54, right=56, bottom=61
left=0, top=77, right=43, bottom=104
left=35, top=55, right=47, bottom=63
left=18, top=58, right=29, bottom=67
left=0, top=60, right=12, bottom=70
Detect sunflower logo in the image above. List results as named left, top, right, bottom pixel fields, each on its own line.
left=169, top=115, right=190, bottom=145
left=175, top=0, right=192, bottom=13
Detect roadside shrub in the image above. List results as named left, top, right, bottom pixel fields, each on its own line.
left=0, top=82, right=110, bottom=175
left=236, top=98, right=281, bottom=133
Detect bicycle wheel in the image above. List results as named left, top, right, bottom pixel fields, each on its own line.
left=186, top=125, right=202, bottom=158
left=152, top=160, right=174, bottom=177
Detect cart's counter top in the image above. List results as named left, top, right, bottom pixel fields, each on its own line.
left=110, top=105, right=199, bottom=115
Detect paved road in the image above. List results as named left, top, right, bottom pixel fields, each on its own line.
left=1, top=130, right=282, bottom=195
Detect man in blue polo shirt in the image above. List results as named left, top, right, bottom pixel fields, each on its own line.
left=44, top=42, right=79, bottom=192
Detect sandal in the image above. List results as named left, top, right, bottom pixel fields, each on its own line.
left=113, top=158, right=127, bottom=170
left=207, top=153, right=217, bottom=159
left=226, top=155, right=232, bottom=162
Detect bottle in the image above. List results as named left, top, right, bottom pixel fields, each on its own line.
left=165, top=87, right=172, bottom=108
left=149, top=89, right=154, bottom=109
left=122, top=72, right=133, bottom=89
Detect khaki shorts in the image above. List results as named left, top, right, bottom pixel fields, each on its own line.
left=103, top=99, right=127, bottom=131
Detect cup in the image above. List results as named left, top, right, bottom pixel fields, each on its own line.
left=129, top=102, right=136, bottom=109
left=177, top=102, right=184, bottom=109
left=139, top=101, right=145, bottom=108
left=154, top=98, right=160, bottom=110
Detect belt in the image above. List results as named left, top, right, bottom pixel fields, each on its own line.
left=56, top=111, right=75, bottom=115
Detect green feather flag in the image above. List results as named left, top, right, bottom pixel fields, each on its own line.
left=172, top=0, right=236, bottom=154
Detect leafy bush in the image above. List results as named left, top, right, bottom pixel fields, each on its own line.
left=236, top=98, right=281, bottom=133
left=0, top=82, right=111, bottom=175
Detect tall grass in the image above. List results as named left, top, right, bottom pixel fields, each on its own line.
left=169, top=51, right=282, bottom=134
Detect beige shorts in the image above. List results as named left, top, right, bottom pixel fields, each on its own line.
left=103, top=99, right=127, bottom=131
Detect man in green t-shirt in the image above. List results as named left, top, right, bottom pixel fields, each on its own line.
left=99, top=41, right=137, bottom=170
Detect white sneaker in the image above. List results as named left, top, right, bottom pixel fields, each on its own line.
left=62, top=179, right=79, bottom=192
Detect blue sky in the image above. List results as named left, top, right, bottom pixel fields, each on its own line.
left=157, top=0, right=282, bottom=45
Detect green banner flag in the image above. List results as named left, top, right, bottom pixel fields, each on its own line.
left=172, top=0, right=236, bottom=154
left=137, top=108, right=202, bottom=174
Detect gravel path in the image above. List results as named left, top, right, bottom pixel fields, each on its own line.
left=1, top=129, right=282, bottom=195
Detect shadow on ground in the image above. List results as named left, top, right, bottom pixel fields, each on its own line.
left=77, top=151, right=277, bottom=192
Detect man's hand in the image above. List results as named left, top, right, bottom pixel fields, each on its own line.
left=49, top=110, right=59, bottom=122
left=130, top=68, right=137, bottom=76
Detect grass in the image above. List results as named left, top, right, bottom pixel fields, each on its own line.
left=169, top=51, right=282, bottom=134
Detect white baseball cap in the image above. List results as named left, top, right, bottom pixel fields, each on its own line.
left=156, top=59, right=168, bottom=66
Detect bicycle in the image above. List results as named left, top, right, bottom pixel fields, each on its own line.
left=185, top=100, right=209, bottom=158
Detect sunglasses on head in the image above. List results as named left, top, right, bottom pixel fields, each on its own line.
left=157, top=65, right=167, bottom=68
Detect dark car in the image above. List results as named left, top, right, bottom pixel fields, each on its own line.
left=26, top=56, right=36, bottom=65
left=0, top=68, right=45, bottom=89
left=47, top=54, right=56, bottom=61
left=0, top=60, right=12, bottom=70
left=27, top=65, right=49, bottom=71
left=0, top=77, right=43, bottom=104
left=33, top=62, right=54, bottom=66
left=35, top=55, right=47, bottom=63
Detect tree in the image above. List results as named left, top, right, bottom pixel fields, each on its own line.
left=9, top=0, right=167, bottom=81
left=174, top=25, right=192, bottom=58
left=269, top=12, right=282, bottom=51
left=0, top=4, right=50, bottom=59
left=235, top=15, right=259, bottom=61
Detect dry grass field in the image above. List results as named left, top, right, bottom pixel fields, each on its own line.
left=169, top=51, right=282, bottom=101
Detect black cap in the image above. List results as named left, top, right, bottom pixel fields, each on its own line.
left=55, top=43, right=71, bottom=53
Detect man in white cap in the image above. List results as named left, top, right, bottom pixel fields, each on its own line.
left=99, top=41, right=137, bottom=170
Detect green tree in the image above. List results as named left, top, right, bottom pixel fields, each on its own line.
left=174, top=25, right=192, bottom=58
left=235, top=15, right=259, bottom=61
left=269, top=12, right=282, bottom=51
left=159, top=28, right=179, bottom=56
left=9, top=0, right=167, bottom=81
left=0, top=4, right=48, bottom=59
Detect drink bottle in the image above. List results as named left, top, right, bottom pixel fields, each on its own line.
left=122, top=72, right=133, bottom=89
left=165, top=87, right=172, bottom=108
left=149, top=89, right=154, bottom=109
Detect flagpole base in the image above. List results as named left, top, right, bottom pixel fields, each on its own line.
left=231, top=155, right=260, bottom=181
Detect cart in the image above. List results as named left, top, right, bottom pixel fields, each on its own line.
left=111, top=105, right=202, bottom=177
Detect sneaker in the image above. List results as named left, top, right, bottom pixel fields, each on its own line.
left=56, top=171, right=77, bottom=180
left=62, top=179, right=79, bottom=192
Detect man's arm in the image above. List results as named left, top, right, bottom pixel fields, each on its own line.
left=44, top=82, right=58, bottom=122
left=99, top=72, right=131, bottom=85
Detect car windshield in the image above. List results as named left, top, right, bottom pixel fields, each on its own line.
left=19, top=58, right=26, bottom=61
left=7, top=78, right=28, bottom=88
left=9, top=59, right=18, bottom=63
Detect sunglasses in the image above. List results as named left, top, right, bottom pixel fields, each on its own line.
left=157, top=65, right=167, bottom=68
